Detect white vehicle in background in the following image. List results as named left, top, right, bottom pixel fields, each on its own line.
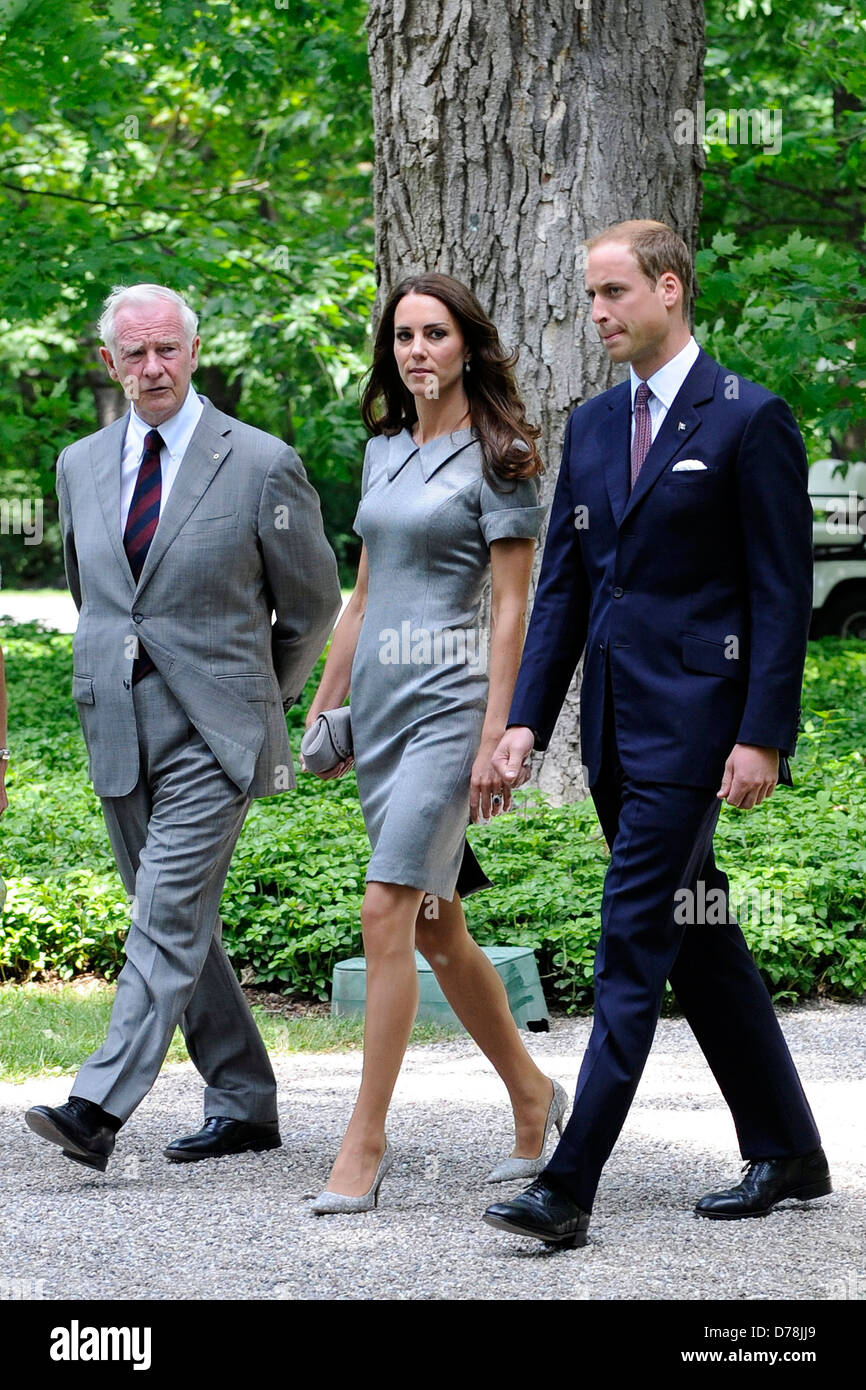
left=809, top=459, right=866, bottom=639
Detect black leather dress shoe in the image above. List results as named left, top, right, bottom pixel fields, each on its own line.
left=163, top=1117, right=282, bottom=1162
left=25, top=1098, right=120, bottom=1173
left=695, top=1147, right=832, bottom=1219
left=483, top=1178, right=591, bottom=1249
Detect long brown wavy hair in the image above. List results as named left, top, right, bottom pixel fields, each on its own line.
left=360, top=273, right=543, bottom=488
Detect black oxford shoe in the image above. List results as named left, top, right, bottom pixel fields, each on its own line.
left=164, top=1117, right=281, bottom=1162
left=695, top=1147, right=832, bottom=1219
left=483, top=1178, right=591, bottom=1249
left=25, top=1098, right=119, bottom=1172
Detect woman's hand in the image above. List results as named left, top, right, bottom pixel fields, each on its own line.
left=469, top=739, right=512, bottom=823
left=297, top=545, right=368, bottom=775
left=301, top=753, right=354, bottom=781
left=475, top=538, right=536, bottom=816
left=298, top=714, right=354, bottom=780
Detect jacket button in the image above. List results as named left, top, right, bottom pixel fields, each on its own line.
left=123, top=679, right=131, bottom=690
left=612, top=586, right=624, bottom=598
left=598, top=642, right=606, bottom=653
left=133, top=613, right=143, bottom=624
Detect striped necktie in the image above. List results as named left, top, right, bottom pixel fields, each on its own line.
left=631, top=381, right=653, bottom=488
left=124, top=428, right=163, bottom=681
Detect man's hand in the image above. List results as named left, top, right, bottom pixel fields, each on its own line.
left=491, top=726, right=535, bottom=790
left=717, top=744, right=779, bottom=809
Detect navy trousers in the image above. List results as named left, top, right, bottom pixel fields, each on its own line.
left=543, top=712, right=821, bottom=1212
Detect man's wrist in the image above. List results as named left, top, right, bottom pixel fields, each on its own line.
left=506, top=723, right=537, bottom=748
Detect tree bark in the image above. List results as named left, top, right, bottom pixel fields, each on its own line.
left=367, top=0, right=705, bottom=801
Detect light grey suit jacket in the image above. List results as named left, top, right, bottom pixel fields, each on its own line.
left=56, top=397, right=341, bottom=800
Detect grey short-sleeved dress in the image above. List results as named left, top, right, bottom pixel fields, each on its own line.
left=351, top=426, right=546, bottom=901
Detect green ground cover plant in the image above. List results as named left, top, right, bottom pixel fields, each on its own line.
left=1, top=620, right=864, bottom=1010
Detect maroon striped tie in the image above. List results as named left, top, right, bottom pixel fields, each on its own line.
left=630, top=381, right=652, bottom=487
left=124, top=429, right=163, bottom=681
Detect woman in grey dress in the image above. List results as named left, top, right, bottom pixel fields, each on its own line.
left=304, top=274, right=568, bottom=1212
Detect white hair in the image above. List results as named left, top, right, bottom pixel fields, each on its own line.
left=98, top=284, right=199, bottom=354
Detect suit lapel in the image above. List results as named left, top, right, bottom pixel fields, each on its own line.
left=603, top=383, right=632, bottom=530
left=621, top=352, right=719, bottom=525
left=89, top=415, right=135, bottom=595
left=135, top=400, right=232, bottom=595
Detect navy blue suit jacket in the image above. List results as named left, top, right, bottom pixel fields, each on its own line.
left=509, top=350, right=813, bottom=789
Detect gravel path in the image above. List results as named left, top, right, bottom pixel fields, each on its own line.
left=1, top=1001, right=862, bottom=1302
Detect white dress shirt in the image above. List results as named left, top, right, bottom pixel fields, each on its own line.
left=120, top=387, right=204, bottom=531
left=629, top=336, right=700, bottom=446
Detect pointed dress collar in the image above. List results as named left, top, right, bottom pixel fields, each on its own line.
left=386, top=426, right=478, bottom=482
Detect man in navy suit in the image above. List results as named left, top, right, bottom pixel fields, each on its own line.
left=483, top=220, right=830, bottom=1249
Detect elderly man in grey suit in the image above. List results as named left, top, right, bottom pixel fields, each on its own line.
left=26, top=284, right=341, bottom=1171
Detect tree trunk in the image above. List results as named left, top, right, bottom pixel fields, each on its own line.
left=86, top=373, right=128, bottom=429
left=367, top=0, right=705, bottom=801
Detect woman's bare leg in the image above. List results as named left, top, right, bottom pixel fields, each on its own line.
left=323, top=881, right=425, bottom=1196
left=415, top=894, right=555, bottom=1157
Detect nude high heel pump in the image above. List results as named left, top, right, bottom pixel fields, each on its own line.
left=484, top=1081, right=570, bottom=1183
left=311, top=1142, right=394, bottom=1215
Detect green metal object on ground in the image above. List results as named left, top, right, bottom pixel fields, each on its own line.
left=331, top=946, right=549, bottom=1032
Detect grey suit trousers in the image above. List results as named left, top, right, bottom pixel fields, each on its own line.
left=71, top=672, right=277, bottom=1124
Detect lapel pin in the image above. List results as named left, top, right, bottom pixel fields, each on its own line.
left=677, top=421, right=687, bottom=431
left=212, top=452, right=220, bottom=460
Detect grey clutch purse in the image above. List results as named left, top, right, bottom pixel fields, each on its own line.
left=300, top=706, right=353, bottom=774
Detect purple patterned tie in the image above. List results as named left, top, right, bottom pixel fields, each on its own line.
left=124, top=428, right=163, bottom=681
left=631, top=381, right=653, bottom=488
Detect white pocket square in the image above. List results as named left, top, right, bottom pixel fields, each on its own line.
left=671, top=459, right=707, bottom=472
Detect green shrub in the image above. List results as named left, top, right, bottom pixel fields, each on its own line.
left=1, top=619, right=865, bottom=1008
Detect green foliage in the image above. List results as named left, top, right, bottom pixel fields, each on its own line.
left=222, top=779, right=368, bottom=999
left=695, top=229, right=864, bottom=454
left=700, top=1, right=866, bottom=458
left=458, top=795, right=605, bottom=1012
left=703, top=1, right=866, bottom=247
left=1, top=619, right=865, bottom=1011
left=0, top=0, right=375, bottom=582
left=2, top=1, right=863, bottom=585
